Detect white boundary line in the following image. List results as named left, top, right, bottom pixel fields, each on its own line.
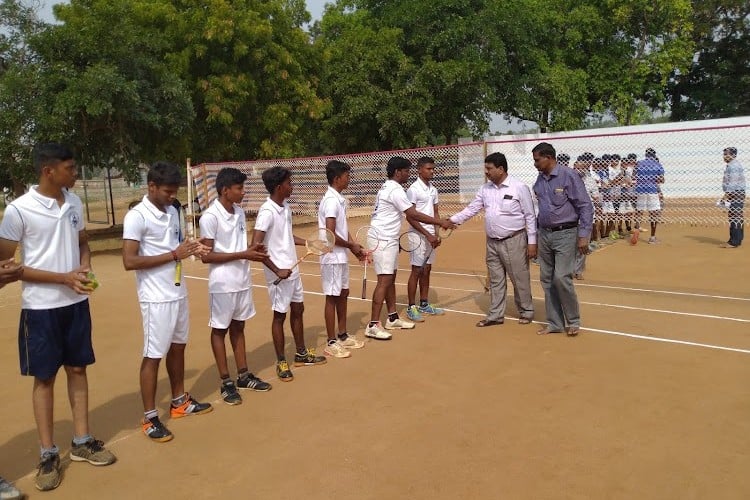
left=186, top=274, right=750, bottom=355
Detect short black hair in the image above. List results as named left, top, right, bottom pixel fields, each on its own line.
left=386, top=156, right=411, bottom=178
left=148, top=161, right=182, bottom=186
left=645, top=147, right=657, bottom=158
left=325, top=160, right=351, bottom=185
left=724, top=147, right=738, bottom=157
left=416, top=156, right=435, bottom=167
left=602, top=154, right=611, bottom=161
left=557, top=153, right=570, bottom=163
left=611, top=154, right=621, bottom=161
left=215, top=167, right=247, bottom=196
left=532, top=142, right=556, bottom=159
left=626, top=153, right=637, bottom=161
left=581, top=152, right=594, bottom=162
left=33, top=143, right=74, bottom=176
left=484, top=152, right=508, bottom=172
left=261, top=166, right=291, bottom=195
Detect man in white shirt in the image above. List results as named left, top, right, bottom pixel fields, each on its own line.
left=318, top=160, right=366, bottom=358
left=405, top=157, right=445, bottom=322
left=123, top=161, right=213, bottom=443
left=199, top=167, right=272, bottom=405
left=251, top=166, right=326, bottom=382
left=450, top=152, right=536, bottom=327
left=365, top=156, right=455, bottom=340
left=0, top=143, right=116, bottom=492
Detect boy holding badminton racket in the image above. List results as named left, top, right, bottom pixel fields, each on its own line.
left=123, top=161, right=213, bottom=443
left=251, top=166, right=327, bottom=382
left=318, top=161, right=366, bottom=358
left=199, top=167, right=272, bottom=405
left=365, top=156, right=456, bottom=340
left=405, top=156, right=446, bottom=322
left=450, top=152, right=536, bottom=328
left=0, top=143, right=116, bottom=491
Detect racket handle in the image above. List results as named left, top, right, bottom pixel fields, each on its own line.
left=273, top=276, right=282, bottom=285
left=361, top=276, right=367, bottom=299
left=174, top=260, right=182, bottom=286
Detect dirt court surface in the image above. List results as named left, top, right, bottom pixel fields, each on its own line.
left=1, top=220, right=749, bottom=499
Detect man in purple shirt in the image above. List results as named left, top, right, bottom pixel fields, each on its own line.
left=532, top=142, right=593, bottom=337
left=451, top=152, right=536, bottom=327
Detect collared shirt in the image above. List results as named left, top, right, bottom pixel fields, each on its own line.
left=123, top=195, right=186, bottom=303
left=533, top=165, right=594, bottom=239
left=451, top=175, right=537, bottom=244
left=723, top=159, right=746, bottom=193
left=0, top=186, right=88, bottom=309
left=634, top=158, right=664, bottom=194
left=199, top=199, right=251, bottom=294
left=254, top=197, right=298, bottom=282
left=578, top=171, right=599, bottom=202
left=370, top=179, right=412, bottom=241
left=318, top=186, right=350, bottom=265
left=406, top=177, right=439, bottom=236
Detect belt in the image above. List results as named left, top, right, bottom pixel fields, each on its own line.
left=541, top=221, right=578, bottom=232
left=489, top=229, right=525, bottom=242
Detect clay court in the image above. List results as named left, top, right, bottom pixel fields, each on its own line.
left=1, top=219, right=748, bottom=499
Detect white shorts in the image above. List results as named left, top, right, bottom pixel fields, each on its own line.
left=637, top=193, right=661, bottom=212
left=140, top=297, right=189, bottom=359
left=601, top=201, right=615, bottom=214
left=409, top=240, right=437, bottom=266
left=208, top=289, right=256, bottom=329
left=618, top=200, right=634, bottom=213
left=372, top=239, right=399, bottom=275
left=321, top=264, right=350, bottom=296
left=267, top=275, right=304, bottom=313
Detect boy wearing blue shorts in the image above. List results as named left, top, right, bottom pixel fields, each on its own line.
left=123, top=162, right=213, bottom=443
left=199, top=167, right=272, bottom=404
left=0, top=143, right=116, bottom=492
left=251, top=166, right=326, bottom=382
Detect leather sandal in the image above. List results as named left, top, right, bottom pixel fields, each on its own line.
left=537, top=327, right=562, bottom=335
left=476, top=319, right=504, bottom=327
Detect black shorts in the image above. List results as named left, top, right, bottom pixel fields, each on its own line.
left=19, top=300, right=95, bottom=380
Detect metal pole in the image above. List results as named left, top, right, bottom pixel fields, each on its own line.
left=81, top=165, right=92, bottom=222
left=106, top=166, right=116, bottom=226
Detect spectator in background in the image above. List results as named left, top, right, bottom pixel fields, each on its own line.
left=632, top=148, right=665, bottom=244
left=721, top=147, right=745, bottom=248
left=573, top=156, right=599, bottom=280
left=557, top=153, right=570, bottom=168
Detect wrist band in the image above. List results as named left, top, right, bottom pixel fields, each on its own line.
left=171, top=250, right=179, bottom=261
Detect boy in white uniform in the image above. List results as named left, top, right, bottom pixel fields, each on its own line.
left=251, top=166, right=326, bottom=382
left=0, top=143, right=116, bottom=492
left=318, top=161, right=366, bottom=358
left=405, top=156, right=445, bottom=322
left=123, top=161, right=213, bottom=443
left=199, top=167, right=272, bottom=405
left=365, top=156, right=455, bottom=340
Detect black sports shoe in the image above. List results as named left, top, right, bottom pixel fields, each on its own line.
left=220, top=381, right=242, bottom=405
left=237, top=373, right=272, bottom=392
left=142, top=416, right=174, bottom=443
left=35, top=453, right=62, bottom=491
left=170, top=393, right=213, bottom=418
left=293, top=348, right=327, bottom=367
left=276, top=360, right=294, bottom=382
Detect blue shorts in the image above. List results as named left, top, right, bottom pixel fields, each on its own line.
left=19, top=300, right=95, bottom=380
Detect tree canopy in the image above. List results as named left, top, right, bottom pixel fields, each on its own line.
left=0, top=0, right=745, bottom=190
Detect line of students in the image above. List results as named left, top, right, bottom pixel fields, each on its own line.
left=0, top=148, right=453, bottom=495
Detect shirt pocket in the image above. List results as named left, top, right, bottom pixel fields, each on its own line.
left=550, top=189, right=568, bottom=207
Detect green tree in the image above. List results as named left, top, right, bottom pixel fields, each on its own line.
left=669, top=0, right=750, bottom=120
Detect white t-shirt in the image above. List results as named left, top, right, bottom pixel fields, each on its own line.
left=122, top=196, right=186, bottom=303
left=318, top=186, right=349, bottom=265
left=370, top=180, right=412, bottom=241
left=254, top=198, right=298, bottom=282
left=199, top=200, right=251, bottom=293
left=0, top=186, right=88, bottom=310
left=406, top=177, right=439, bottom=235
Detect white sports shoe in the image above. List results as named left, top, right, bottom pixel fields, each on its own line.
left=365, top=322, right=392, bottom=340
left=339, top=335, right=365, bottom=349
left=384, top=317, right=415, bottom=330
left=324, top=341, right=351, bottom=358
